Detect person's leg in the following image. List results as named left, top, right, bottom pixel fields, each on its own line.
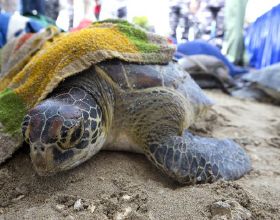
left=20, top=0, right=45, bottom=15
left=169, top=6, right=180, bottom=39
left=222, top=0, right=248, bottom=65
left=181, top=12, right=190, bottom=40
left=45, top=0, right=60, bottom=21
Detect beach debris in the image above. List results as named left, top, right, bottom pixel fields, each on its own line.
left=210, top=200, right=252, bottom=220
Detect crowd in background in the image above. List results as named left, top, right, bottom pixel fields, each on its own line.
left=0, top=0, right=280, bottom=70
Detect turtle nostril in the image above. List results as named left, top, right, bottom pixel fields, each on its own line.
left=32, top=144, right=46, bottom=152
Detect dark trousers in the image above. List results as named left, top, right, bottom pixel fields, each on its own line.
left=169, top=5, right=189, bottom=40
left=20, top=0, right=45, bottom=15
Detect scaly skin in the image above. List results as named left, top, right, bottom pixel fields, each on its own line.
left=119, top=88, right=251, bottom=184
left=22, top=62, right=251, bottom=184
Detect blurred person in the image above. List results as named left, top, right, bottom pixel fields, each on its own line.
left=20, top=0, right=45, bottom=15
left=186, top=0, right=202, bottom=40
left=169, top=0, right=190, bottom=41
left=194, top=0, right=224, bottom=43
left=169, top=0, right=225, bottom=44
left=222, top=0, right=248, bottom=65
left=20, top=0, right=57, bottom=27
left=94, top=0, right=102, bottom=20
left=45, top=0, right=60, bottom=21
left=99, top=0, right=127, bottom=20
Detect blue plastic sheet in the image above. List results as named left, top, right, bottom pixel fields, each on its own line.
left=245, top=4, right=280, bottom=69
left=0, top=13, right=10, bottom=48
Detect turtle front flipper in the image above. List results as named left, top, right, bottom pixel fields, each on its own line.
left=146, top=132, right=251, bottom=184
left=123, top=88, right=251, bottom=184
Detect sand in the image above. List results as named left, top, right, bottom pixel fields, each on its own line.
left=0, top=90, right=279, bottom=220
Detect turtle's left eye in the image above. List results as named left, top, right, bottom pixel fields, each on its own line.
left=57, top=119, right=84, bottom=149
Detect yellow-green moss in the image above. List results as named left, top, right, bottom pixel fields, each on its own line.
left=118, top=24, right=159, bottom=53
left=96, top=19, right=159, bottom=53
left=95, top=19, right=130, bottom=26
left=0, top=88, right=27, bottom=135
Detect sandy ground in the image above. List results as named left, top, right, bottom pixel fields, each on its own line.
left=0, top=90, right=280, bottom=220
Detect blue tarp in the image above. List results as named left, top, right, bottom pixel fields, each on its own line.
left=245, top=4, right=280, bottom=69
left=0, top=13, right=10, bottom=48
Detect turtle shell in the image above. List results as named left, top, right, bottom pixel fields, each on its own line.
left=242, top=63, right=280, bottom=101
left=96, top=59, right=212, bottom=106
left=177, top=55, right=234, bottom=87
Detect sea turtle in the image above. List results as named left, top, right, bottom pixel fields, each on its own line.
left=177, top=55, right=236, bottom=94
left=232, top=63, right=280, bottom=104
left=22, top=59, right=251, bottom=184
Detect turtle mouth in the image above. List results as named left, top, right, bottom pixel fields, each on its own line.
left=33, top=157, right=87, bottom=176
left=30, top=144, right=55, bottom=175
left=30, top=143, right=88, bottom=176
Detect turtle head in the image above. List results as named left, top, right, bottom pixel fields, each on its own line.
left=22, top=98, right=104, bottom=176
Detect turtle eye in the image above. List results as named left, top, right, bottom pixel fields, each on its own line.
left=22, top=115, right=31, bottom=144
left=58, top=119, right=84, bottom=149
